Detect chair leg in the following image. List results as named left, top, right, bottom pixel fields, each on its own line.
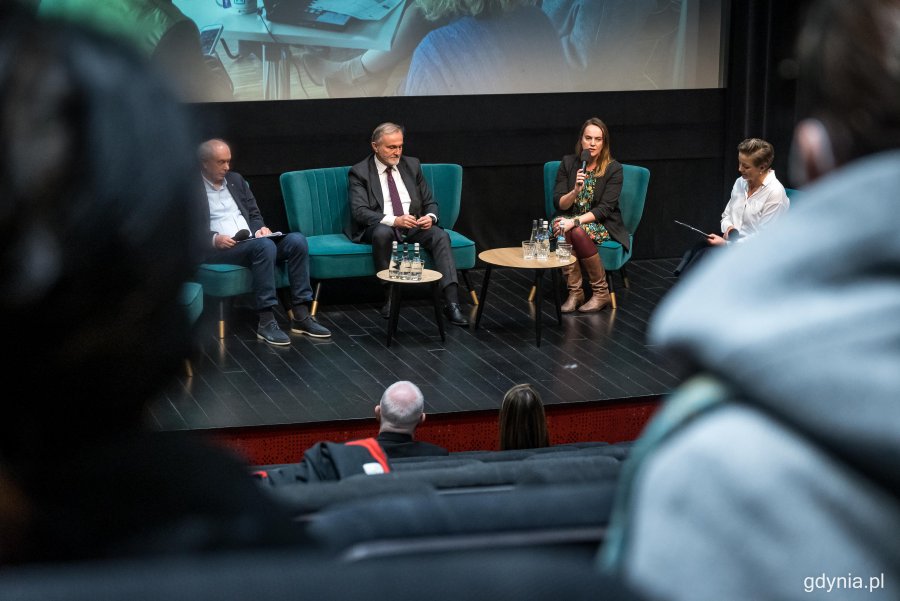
left=461, top=271, right=478, bottom=305
left=607, top=273, right=617, bottom=310
left=217, top=299, right=226, bottom=339
left=311, top=281, right=322, bottom=316
left=620, top=264, right=631, bottom=289
left=184, top=359, right=194, bottom=378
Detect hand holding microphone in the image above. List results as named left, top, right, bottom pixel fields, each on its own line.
left=575, top=149, right=591, bottom=191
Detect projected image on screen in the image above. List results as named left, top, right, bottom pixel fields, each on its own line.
left=43, top=0, right=723, bottom=102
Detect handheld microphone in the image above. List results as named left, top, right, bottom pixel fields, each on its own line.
left=580, top=149, right=591, bottom=172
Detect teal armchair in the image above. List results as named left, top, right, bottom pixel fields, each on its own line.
left=179, top=281, right=203, bottom=376
left=280, top=164, right=477, bottom=315
left=542, top=161, right=650, bottom=308
left=194, top=262, right=289, bottom=339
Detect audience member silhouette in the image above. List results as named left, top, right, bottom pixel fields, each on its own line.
left=601, top=0, right=900, bottom=598
left=0, top=5, right=302, bottom=564
left=499, top=384, right=550, bottom=451
left=375, top=381, right=448, bottom=459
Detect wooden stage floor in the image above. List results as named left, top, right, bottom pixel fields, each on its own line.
left=150, top=258, right=683, bottom=432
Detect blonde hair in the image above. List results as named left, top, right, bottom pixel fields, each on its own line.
left=415, top=0, right=535, bottom=21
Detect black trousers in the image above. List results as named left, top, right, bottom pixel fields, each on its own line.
left=674, top=239, right=716, bottom=277
left=362, top=223, right=458, bottom=291
left=205, top=233, right=312, bottom=311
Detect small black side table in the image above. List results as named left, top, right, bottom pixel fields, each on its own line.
left=376, top=268, right=445, bottom=347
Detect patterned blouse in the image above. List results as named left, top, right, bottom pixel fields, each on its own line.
left=552, top=167, right=611, bottom=244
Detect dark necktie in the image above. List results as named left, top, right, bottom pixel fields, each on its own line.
left=385, top=166, right=405, bottom=217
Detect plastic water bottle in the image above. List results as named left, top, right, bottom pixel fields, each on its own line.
left=413, top=243, right=423, bottom=281
left=538, top=220, right=550, bottom=260
left=529, top=219, right=539, bottom=243
left=389, top=240, right=401, bottom=279
left=400, top=242, right=412, bottom=280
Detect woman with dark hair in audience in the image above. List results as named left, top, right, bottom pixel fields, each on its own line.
left=673, top=137, right=790, bottom=276
left=499, top=384, right=550, bottom=450
left=552, top=117, right=627, bottom=313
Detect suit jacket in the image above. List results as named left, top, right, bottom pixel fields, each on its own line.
left=552, top=155, right=629, bottom=251
left=376, top=431, right=449, bottom=459
left=203, top=171, right=266, bottom=240
left=347, top=155, right=439, bottom=242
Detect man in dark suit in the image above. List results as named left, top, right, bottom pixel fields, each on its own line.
left=200, top=139, right=330, bottom=345
left=375, top=381, right=449, bottom=459
left=348, top=122, right=468, bottom=326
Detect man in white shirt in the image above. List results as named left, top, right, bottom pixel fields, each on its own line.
left=347, top=123, right=468, bottom=326
left=200, top=139, right=330, bottom=345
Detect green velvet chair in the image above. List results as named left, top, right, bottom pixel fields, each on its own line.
left=785, top=187, right=802, bottom=203
left=179, top=282, right=203, bottom=376
left=542, top=161, right=650, bottom=309
left=194, top=262, right=289, bottom=339
left=280, top=164, right=477, bottom=316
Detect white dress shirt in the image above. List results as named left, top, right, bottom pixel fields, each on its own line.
left=204, top=176, right=250, bottom=241
left=374, top=157, right=437, bottom=226
left=720, top=170, right=790, bottom=240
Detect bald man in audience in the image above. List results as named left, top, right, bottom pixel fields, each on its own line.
left=375, top=381, right=448, bottom=458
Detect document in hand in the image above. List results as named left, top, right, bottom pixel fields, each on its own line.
left=237, top=231, right=285, bottom=242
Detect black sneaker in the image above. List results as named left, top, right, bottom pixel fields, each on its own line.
left=291, top=316, right=332, bottom=338
left=257, top=321, right=291, bottom=346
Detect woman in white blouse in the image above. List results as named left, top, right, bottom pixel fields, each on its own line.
left=709, top=138, right=790, bottom=246
left=674, top=138, right=789, bottom=275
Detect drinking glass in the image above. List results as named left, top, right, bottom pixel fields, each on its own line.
left=556, top=242, right=573, bottom=260
left=522, top=241, right=536, bottom=260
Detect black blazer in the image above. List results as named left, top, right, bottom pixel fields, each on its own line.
left=203, top=171, right=266, bottom=241
left=347, top=155, right=439, bottom=242
left=552, top=155, right=628, bottom=252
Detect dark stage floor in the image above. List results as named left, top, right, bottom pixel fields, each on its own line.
left=150, top=258, right=683, bottom=431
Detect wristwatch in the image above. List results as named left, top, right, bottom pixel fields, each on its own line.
left=573, top=217, right=581, bottom=227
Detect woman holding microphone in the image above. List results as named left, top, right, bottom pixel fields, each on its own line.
left=552, top=117, right=627, bottom=313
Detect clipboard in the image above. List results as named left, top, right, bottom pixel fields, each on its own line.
left=674, top=220, right=710, bottom=238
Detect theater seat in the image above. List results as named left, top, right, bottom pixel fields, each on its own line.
left=306, top=481, right=618, bottom=556
left=0, top=547, right=645, bottom=601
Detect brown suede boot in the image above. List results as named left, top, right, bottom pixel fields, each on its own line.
left=577, top=254, right=611, bottom=312
left=560, top=262, right=584, bottom=313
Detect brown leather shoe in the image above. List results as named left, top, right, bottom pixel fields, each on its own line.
left=577, top=254, right=611, bottom=312
left=560, top=262, right=584, bottom=313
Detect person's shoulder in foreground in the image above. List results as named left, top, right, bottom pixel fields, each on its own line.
left=0, top=6, right=305, bottom=564
left=600, top=1, right=900, bottom=599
